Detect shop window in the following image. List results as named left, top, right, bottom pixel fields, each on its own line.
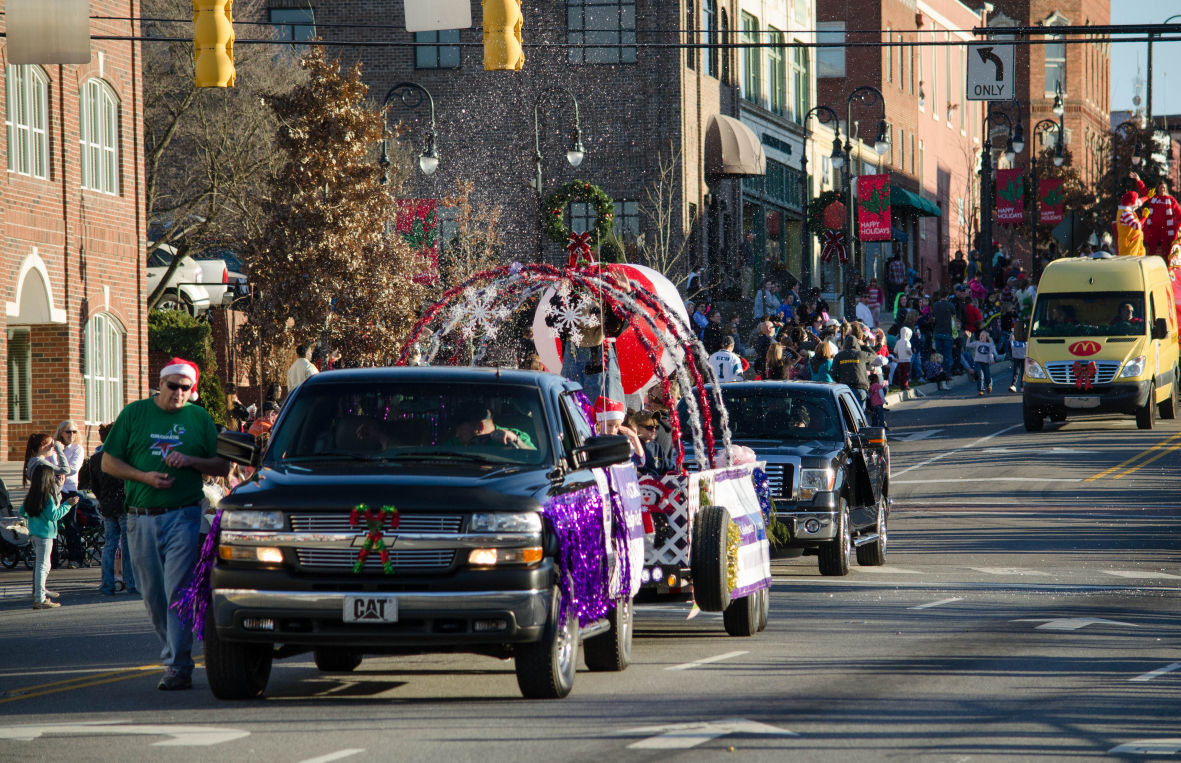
left=80, top=79, right=119, bottom=194
left=816, top=22, right=844, bottom=77
left=741, top=12, right=761, bottom=104
left=768, top=30, right=785, bottom=116
left=5, top=65, right=50, bottom=179
left=792, top=45, right=809, bottom=124
left=7, top=329, right=31, bottom=423
left=84, top=313, right=125, bottom=425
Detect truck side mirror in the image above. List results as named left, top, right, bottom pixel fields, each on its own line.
left=859, top=426, right=887, bottom=449
left=218, top=430, right=260, bottom=467
left=572, top=435, right=632, bottom=470
left=1153, top=317, right=1168, bottom=341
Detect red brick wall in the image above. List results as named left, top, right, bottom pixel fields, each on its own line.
left=1, top=1, right=147, bottom=459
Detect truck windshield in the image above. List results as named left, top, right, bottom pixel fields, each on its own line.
left=266, top=382, right=550, bottom=466
left=1031, top=292, right=1147, bottom=338
left=680, top=387, right=842, bottom=441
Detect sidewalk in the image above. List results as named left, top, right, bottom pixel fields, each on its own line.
left=883, top=359, right=1014, bottom=407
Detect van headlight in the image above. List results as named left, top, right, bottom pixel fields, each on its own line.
left=221, top=510, right=285, bottom=530
left=469, top=512, right=543, bottom=533
left=798, top=468, right=835, bottom=500
left=1025, top=359, right=1047, bottom=379
left=1118, top=356, right=1147, bottom=379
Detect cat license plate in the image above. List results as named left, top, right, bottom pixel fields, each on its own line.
left=343, top=596, right=398, bottom=623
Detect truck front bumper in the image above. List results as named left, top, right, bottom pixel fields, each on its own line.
left=1024, top=380, right=1153, bottom=415
left=774, top=493, right=840, bottom=545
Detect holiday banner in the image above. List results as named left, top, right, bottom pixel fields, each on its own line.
left=1039, top=178, right=1065, bottom=225
left=395, top=198, right=439, bottom=284
left=857, top=174, right=892, bottom=241
left=995, top=169, right=1026, bottom=225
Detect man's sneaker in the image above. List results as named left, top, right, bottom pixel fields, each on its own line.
left=978, top=390, right=985, bottom=396
left=157, top=669, right=193, bottom=691
left=32, top=600, right=61, bottom=609
left=1008, top=385, right=1017, bottom=393
left=987, top=385, right=993, bottom=393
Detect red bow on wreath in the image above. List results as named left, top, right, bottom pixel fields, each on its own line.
left=820, top=228, right=848, bottom=264
left=350, top=503, right=400, bottom=574
left=1072, top=360, right=1097, bottom=390
left=566, top=232, right=596, bottom=267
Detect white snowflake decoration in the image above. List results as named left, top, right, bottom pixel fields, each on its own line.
left=450, top=286, right=510, bottom=340
left=544, top=288, right=601, bottom=345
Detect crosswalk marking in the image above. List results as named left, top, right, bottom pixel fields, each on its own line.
left=971, top=567, right=1051, bottom=576
left=1103, top=570, right=1181, bottom=581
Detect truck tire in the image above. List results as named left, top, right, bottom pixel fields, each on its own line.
left=722, top=592, right=758, bottom=637
left=690, top=505, right=733, bottom=612
left=204, top=606, right=272, bottom=700
left=1159, top=372, right=1177, bottom=419
left=1049, top=410, right=1067, bottom=423
left=1023, top=403, right=1044, bottom=432
left=314, top=648, right=363, bottom=673
left=515, top=587, right=578, bottom=699
left=818, top=498, right=851, bottom=576
left=584, top=597, right=632, bottom=672
left=756, top=587, right=770, bottom=633
left=1137, top=391, right=1156, bottom=429
left=856, top=497, right=888, bottom=566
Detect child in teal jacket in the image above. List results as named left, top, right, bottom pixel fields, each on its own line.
left=20, top=463, right=77, bottom=609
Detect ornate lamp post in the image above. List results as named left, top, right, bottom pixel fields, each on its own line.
left=1146, top=14, right=1181, bottom=122
left=532, top=87, right=586, bottom=262
left=1112, top=120, right=1143, bottom=183
left=841, top=85, right=889, bottom=316
left=1030, top=116, right=1064, bottom=264
left=800, top=105, right=844, bottom=290
left=378, top=82, right=439, bottom=182
left=979, top=105, right=1021, bottom=271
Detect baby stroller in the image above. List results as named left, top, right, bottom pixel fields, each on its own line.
left=0, top=476, right=32, bottom=569
left=71, top=496, right=105, bottom=567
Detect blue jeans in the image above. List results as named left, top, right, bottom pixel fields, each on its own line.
left=128, top=505, right=201, bottom=677
left=101, top=514, right=136, bottom=594
left=868, top=404, right=886, bottom=427
left=934, top=334, right=954, bottom=373
left=976, top=361, right=993, bottom=392
left=1010, top=359, right=1024, bottom=390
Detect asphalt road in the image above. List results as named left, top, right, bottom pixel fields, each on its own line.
left=1, top=387, right=1178, bottom=761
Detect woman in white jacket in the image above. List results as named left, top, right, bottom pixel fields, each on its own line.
left=894, top=326, right=914, bottom=390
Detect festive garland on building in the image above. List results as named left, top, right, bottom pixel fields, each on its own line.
left=543, top=180, right=615, bottom=246
left=806, top=190, right=845, bottom=238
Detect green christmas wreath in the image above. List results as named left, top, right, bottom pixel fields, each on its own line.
left=543, top=180, right=616, bottom=246
left=806, top=190, right=845, bottom=238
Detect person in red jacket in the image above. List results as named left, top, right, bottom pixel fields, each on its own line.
left=1143, top=179, right=1181, bottom=257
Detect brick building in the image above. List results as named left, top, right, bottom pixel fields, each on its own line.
left=1, top=1, right=147, bottom=460
left=268, top=1, right=760, bottom=291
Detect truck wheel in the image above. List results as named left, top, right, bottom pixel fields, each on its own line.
left=1049, top=410, right=1067, bottom=423
left=584, top=597, right=632, bottom=672
left=818, top=499, right=851, bottom=576
left=756, top=587, right=770, bottom=633
left=204, top=606, right=272, bottom=700
left=690, top=505, right=733, bottom=612
left=515, top=587, right=578, bottom=699
left=1137, top=391, right=1156, bottom=429
left=313, top=648, right=363, bottom=673
left=856, top=497, right=888, bottom=567
left=1159, top=372, right=1177, bottom=419
left=1023, top=403, right=1044, bottom=432
left=722, top=591, right=758, bottom=637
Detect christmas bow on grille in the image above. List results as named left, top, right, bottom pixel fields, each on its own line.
left=1072, top=361, right=1097, bottom=390
left=566, top=232, right=595, bottom=267
left=820, top=228, right=849, bottom=263
left=350, top=503, right=400, bottom=574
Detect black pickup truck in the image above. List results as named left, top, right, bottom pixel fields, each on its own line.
left=688, top=381, right=890, bottom=575
left=208, top=368, right=642, bottom=700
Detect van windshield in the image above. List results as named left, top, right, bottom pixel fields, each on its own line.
left=1031, top=292, right=1147, bottom=338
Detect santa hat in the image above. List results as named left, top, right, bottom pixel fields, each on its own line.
left=593, top=396, right=625, bottom=423
left=1120, top=191, right=1141, bottom=208
left=159, top=357, right=200, bottom=400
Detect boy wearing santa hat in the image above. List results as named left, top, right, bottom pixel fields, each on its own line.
left=594, top=396, right=645, bottom=465
left=100, top=357, right=229, bottom=691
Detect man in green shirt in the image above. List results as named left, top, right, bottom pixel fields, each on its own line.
left=102, top=357, right=229, bottom=691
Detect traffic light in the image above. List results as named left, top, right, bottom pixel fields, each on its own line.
left=483, top=0, right=524, bottom=71
left=193, top=0, right=236, bottom=88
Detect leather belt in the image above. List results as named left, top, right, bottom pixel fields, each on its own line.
left=126, top=505, right=184, bottom=517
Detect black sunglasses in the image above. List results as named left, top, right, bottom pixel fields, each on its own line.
left=63, top=430, right=78, bottom=434
left=165, top=381, right=193, bottom=392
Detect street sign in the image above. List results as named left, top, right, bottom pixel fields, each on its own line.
left=966, top=43, right=1015, bottom=101
left=404, top=0, right=472, bottom=32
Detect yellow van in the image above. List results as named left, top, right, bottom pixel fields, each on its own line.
left=1023, top=253, right=1180, bottom=430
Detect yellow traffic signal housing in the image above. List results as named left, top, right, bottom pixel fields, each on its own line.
left=193, top=0, right=236, bottom=87
left=483, top=0, right=524, bottom=71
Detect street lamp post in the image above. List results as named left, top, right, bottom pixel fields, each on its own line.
left=800, top=105, right=844, bottom=291
left=841, top=85, right=889, bottom=317
left=533, top=87, right=586, bottom=262
left=1112, top=120, right=1143, bottom=181
left=1146, top=14, right=1181, bottom=123
left=1030, top=114, right=1064, bottom=266
left=378, top=82, right=439, bottom=182
left=979, top=104, right=1021, bottom=274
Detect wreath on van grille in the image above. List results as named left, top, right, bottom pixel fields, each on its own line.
left=543, top=180, right=615, bottom=246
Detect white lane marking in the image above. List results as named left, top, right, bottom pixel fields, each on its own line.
left=853, top=565, right=922, bottom=574
left=889, top=429, right=944, bottom=442
left=0, top=721, right=249, bottom=746
left=783, top=578, right=1181, bottom=594
left=892, top=423, right=1023, bottom=477
left=908, top=597, right=963, bottom=610
left=1012, top=618, right=1140, bottom=631
left=666, top=651, right=749, bottom=671
left=972, top=568, right=1051, bottom=576
left=625, top=718, right=797, bottom=750
left=1109, top=739, right=1181, bottom=755
left=1130, top=663, right=1181, bottom=683
left=1103, top=569, right=1181, bottom=581
left=298, top=750, right=366, bottom=763
left=893, top=477, right=1082, bottom=484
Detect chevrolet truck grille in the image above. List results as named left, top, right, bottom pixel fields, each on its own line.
left=290, top=513, right=464, bottom=533
left=295, top=548, right=456, bottom=571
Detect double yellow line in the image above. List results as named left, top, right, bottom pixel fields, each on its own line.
left=1085, top=431, right=1181, bottom=482
left=0, top=663, right=165, bottom=705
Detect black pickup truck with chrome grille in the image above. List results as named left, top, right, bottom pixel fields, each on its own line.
left=688, top=381, right=891, bottom=576
left=207, top=367, right=641, bottom=700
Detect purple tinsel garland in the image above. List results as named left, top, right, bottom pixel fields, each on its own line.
left=571, top=389, right=597, bottom=430
left=604, top=471, right=633, bottom=600
left=543, top=487, right=613, bottom=627
left=752, top=467, right=772, bottom=522
left=172, top=508, right=222, bottom=639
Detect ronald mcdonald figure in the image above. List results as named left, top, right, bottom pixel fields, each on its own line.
left=1116, top=190, right=1147, bottom=256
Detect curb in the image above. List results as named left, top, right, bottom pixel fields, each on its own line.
left=883, top=360, right=1014, bottom=407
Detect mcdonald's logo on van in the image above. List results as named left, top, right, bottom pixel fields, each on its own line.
left=1068, top=341, right=1102, bottom=356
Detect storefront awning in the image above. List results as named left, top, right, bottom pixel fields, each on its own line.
left=891, top=186, right=941, bottom=217
left=705, top=114, right=766, bottom=177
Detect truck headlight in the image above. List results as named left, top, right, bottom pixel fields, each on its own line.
left=221, top=510, right=285, bottom=530
left=798, top=468, right=835, bottom=500
left=1024, top=359, right=1047, bottom=379
left=469, top=512, right=543, bottom=533
left=1118, top=356, right=1146, bottom=379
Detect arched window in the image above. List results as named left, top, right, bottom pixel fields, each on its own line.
left=84, top=312, right=125, bottom=425
left=702, top=0, right=717, bottom=78
left=5, top=65, right=50, bottom=179
left=80, top=79, right=120, bottom=194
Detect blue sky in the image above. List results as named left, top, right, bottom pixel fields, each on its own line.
left=1110, top=9, right=1181, bottom=116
